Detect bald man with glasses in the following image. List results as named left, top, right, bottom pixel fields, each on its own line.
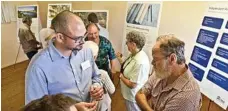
left=25, top=11, right=104, bottom=110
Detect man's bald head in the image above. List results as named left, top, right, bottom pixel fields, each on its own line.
left=51, top=10, right=85, bottom=35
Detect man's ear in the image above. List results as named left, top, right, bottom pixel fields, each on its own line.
left=55, top=33, right=65, bottom=43
left=169, top=53, right=177, bottom=64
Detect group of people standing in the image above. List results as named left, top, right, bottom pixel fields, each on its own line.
left=20, top=10, right=202, bottom=111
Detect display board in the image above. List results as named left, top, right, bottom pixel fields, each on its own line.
left=189, top=3, right=228, bottom=109
left=122, top=2, right=162, bottom=62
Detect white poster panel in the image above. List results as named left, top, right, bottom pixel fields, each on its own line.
left=123, top=2, right=163, bottom=62
left=47, top=3, right=72, bottom=28
left=73, top=10, right=109, bottom=29
left=17, top=5, right=40, bottom=42
left=188, top=3, right=228, bottom=109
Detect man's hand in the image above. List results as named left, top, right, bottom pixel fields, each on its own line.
left=90, top=85, right=104, bottom=101
left=74, top=102, right=97, bottom=111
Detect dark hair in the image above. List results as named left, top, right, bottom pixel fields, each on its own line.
left=157, top=34, right=186, bottom=64
left=22, top=94, right=78, bottom=111
left=22, top=15, right=32, bottom=23
left=87, top=12, right=99, bottom=23
left=86, top=23, right=100, bottom=31
left=51, top=10, right=75, bottom=34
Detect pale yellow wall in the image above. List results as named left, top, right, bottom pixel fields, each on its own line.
left=159, top=1, right=208, bottom=63
left=1, top=1, right=92, bottom=68
left=2, top=1, right=222, bottom=68
left=1, top=1, right=38, bottom=68
left=37, top=1, right=92, bottom=28
left=91, top=1, right=127, bottom=53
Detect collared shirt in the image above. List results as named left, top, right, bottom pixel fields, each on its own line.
left=25, top=41, right=102, bottom=105
left=18, top=23, right=38, bottom=53
left=85, top=36, right=116, bottom=70
left=97, top=23, right=109, bottom=39
left=120, top=50, right=150, bottom=102
left=142, top=65, right=202, bottom=111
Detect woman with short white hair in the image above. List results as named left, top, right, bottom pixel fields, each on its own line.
left=83, top=41, right=115, bottom=111
left=116, top=31, right=150, bottom=111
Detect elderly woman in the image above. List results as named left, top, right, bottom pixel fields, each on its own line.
left=116, top=31, right=150, bottom=111
left=83, top=41, right=115, bottom=111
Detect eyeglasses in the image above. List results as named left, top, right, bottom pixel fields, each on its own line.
left=57, top=32, right=87, bottom=42
left=151, top=53, right=173, bottom=65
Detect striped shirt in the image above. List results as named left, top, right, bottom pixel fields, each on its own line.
left=142, top=65, right=202, bottom=111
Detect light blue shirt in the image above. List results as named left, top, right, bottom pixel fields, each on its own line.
left=25, top=41, right=102, bottom=104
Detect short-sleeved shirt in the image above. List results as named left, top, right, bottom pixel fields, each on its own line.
left=18, top=23, right=38, bottom=53
left=86, top=36, right=116, bottom=70
left=142, top=65, right=202, bottom=111
left=25, top=41, right=102, bottom=104
left=120, top=50, right=150, bottom=102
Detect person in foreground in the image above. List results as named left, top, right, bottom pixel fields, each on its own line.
left=25, top=10, right=104, bottom=109
left=23, top=94, right=96, bottom=111
left=116, top=31, right=150, bottom=111
left=135, top=34, right=202, bottom=111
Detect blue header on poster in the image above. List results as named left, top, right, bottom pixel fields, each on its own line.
left=196, top=29, right=218, bottom=48
left=189, top=63, right=205, bottom=81
left=220, top=33, right=228, bottom=46
left=207, top=70, right=228, bottom=91
left=212, top=59, right=228, bottom=74
left=190, top=46, right=212, bottom=67
left=216, top=47, right=228, bottom=60
left=202, top=16, right=224, bottom=29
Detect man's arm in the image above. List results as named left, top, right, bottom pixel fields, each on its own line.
left=136, top=89, right=154, bottom=111
left=25, top=64, right=48, bottom=104
left=108, top=41, right=117, bottom=73
left=135, top=75, right=155, bottom=111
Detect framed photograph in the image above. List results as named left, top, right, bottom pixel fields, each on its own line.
left=18, top=5, right=37, bottom=18
left=73, top=10, right=109, bottom=29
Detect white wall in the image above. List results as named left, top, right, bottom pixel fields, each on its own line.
left=158, top=1, right=208, bottom=63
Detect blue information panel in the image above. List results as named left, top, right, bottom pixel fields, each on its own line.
left=190, top=46, right=212, bottom=67
left=196, top=29, right=218, bottom=48
left=202, top=16, right=224, bottom=29
left=212, top=59, right=228, bottom=74
left=226, top=21, right=228, bottom=29
left=216, top=47, right=228, bottom=59
left=207, top=70, right=228, bottom=91
left=189, top=63, right=205, bottom=81
left=220, top=33, right=228, bottom=46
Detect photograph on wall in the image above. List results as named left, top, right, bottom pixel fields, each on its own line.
left=18, top=5, right=37, bottom=18
left=73, top=10, right=108, bottom=29
left=126, top=3, right=160, bottom=27
left=47, top=3, right=71, bottom=27
left=17, top=5, right=40, bottom=42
